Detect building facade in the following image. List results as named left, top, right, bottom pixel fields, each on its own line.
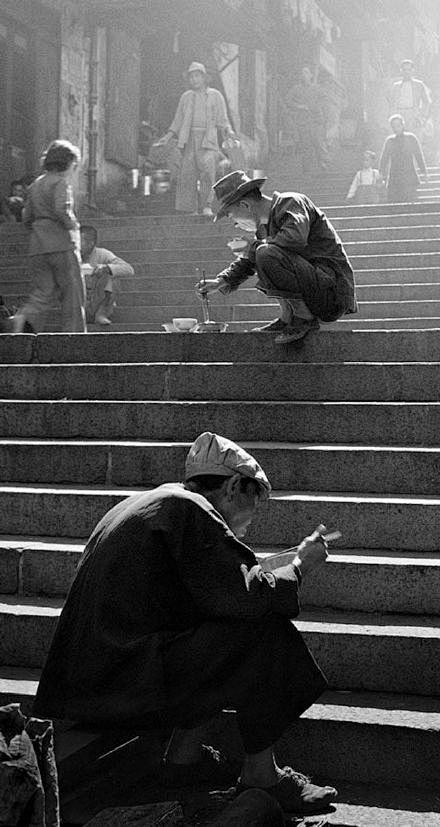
left=1, top=0, right=439, bottom=209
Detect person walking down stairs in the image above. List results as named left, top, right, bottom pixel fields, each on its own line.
left=198, top=170, right=357, bottom=344
left=379, top=114, right=427, bottom=203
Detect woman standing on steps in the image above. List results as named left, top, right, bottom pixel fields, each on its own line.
left=14, top=139, right=87, bottom=333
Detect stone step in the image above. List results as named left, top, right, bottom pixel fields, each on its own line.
left=62, top=235, right=440, bottom=264
left=327, top=316, right=440, bottom=330
left=15, top=298, right=440, bottom=327
left=4, top=329, right=440, bottom=364
left=297, top=608, right=440, bottom=695
left=343, top=237, right=440, bottom=255
left=1, top=592, right=438, bottom=695
left=0, top=484, right=439, bottom=549
left=84, top=318, right=440, bottom=332
left=0, top=665, right=40, bottom=711
left=324, top=200, right=440, bottom=218
left=1, top=439, right=439, bottom=495
left=3, top=360, right=440, bottom=401
left=0, top=665, right=437, bottom=803
left=1, top=396, right=439, bottom=445
left=5, top=266, right=440, bottom=304
left=0, top=399, right=440, bottom=446
left=233, top=299, right=440, bottom=321
left=353, top=266, right=440, bottom=285
left=65, top=281, right=440, bottom=308
left=325, top=781, right=440, bottom=826
left=284, top=689, right=440, bottom=792
left=331, top=211, right=440, bottom=229
left=3, top=533, right=440, bottom=614
left=340, top=223, right=440, bottom=241
left=4, top=250, right=440, bottom=280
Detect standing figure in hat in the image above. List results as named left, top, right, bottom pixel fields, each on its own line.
left=198, top=170, right=357, bottom=344
left=388, top=59, right=431, bottom=140
left=157, top=61, right=236, bottom=216
left=34, top=431, right=338, bottom=818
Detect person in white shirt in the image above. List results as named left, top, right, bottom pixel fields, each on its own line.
left=156, top=61, right=236, bottom=216
left=389, top=59, right=431, bottom=139
left=80, top=225, right=134, bottom=326
left=346, top=151, right=383, bottom=204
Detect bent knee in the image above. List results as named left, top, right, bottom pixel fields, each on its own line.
left=255, top=244, right=283, bottom=268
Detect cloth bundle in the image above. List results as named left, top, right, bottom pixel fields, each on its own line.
left=0, top=703, right=59, bottom=827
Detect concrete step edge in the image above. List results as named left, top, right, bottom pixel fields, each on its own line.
left=0, top=675, right=437, bottom=736
left=1, top=483, right=440, bottom=504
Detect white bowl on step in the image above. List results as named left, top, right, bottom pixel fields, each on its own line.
left=172, top=317, right=197, bottom=332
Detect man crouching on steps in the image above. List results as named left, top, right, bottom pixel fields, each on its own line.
left=80, top=224, right=134, bottom=326
left=197, top=170, right=357, bottom=344
left=33, top=432, right=337, bottom=817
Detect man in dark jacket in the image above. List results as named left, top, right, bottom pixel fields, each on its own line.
left=379, top=113, right=427, bottom=203
left=34, top=432, right=337, bottom=816
left=198, top=170, right=357, bottom=344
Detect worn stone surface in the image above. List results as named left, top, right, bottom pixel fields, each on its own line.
left=0, top=546, right=19, bottom=593
left=84, top=802, right=184, bottom=826
left=2, top=485, right=440, bottom=550
left=4, top=361, right=440, bottom=402
left=2, top=398, right=440, bottom=446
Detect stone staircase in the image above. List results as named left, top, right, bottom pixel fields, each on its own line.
left=1, top=168, right=440, bottom=335
left=0, top=329, right=440, bottom=824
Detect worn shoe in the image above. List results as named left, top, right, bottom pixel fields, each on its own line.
left=95, top=313, right=112, bottom=326
left=161, top=744, right=237, bottom=788
left=274, top=318, right=319, bottom=344
left=236, top=767, right=337, bottom=815
left=252, top=318, right=287, bottom=332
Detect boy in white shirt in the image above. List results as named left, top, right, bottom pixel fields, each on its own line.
left=346, top=150, right=383, bottom=204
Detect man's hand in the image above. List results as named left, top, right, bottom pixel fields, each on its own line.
left=92, top=265, right=111, bottom=277
left=154, top=132, right=173, bottom=147
left=196, top=276, right=224, bottom=296
left=293, top=524, right=329, bottom=576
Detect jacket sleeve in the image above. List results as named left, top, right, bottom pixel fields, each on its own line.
left=22, top=196, right=34, bottom=228
left=217, top=254, right=257, bottom=293
left=53, top=180, right=79, bottom=230
left=169, top=92, right=187, bottom=136
left=95, top=248, right=134, bottom=278
left=411, top=134, right=427, bottom=174
left=165, top=498, right=301, bottom=620
left=213, top=89, right=231, bottom=132
left=379, top=138, right=391, bottom=178
left=264, top=197, right=311, bottom=253
left=346, top=172, right=360, bottom=200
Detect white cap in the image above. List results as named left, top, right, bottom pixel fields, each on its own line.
left=187, top=61, right=207, bottom=75
left=185, top=432, right=271, bottom=497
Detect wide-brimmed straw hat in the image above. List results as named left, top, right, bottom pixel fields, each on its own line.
left=213, top=170, right=266, bottom=222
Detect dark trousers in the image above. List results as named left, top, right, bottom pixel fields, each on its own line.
left=160, top=614, right=326, bottom=754
left=255, top=244, right=341, bottom=322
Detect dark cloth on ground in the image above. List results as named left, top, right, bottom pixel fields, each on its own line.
left=211, top=789, right=285, bottom=825
left=33, top=483, right=326, bottom=750
left=218, top=191, right=357, bottom=319
left=0, top=703, right=60, bottom=827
